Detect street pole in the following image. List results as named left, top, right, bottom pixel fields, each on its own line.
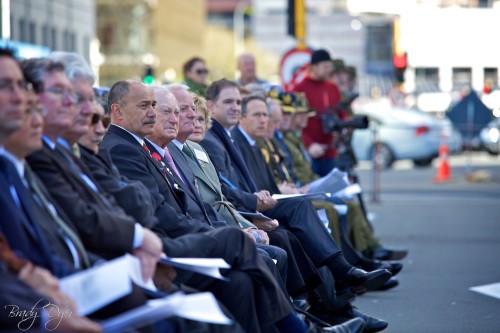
left=233, top=0, right=248, bottom=75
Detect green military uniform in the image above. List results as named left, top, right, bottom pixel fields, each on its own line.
left=282, top=126, right=382, bottom=255
left=184, top=141, right=255, bottom=229
left=257, top=136, right=343, bottom=246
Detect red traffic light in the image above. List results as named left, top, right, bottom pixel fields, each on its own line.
left=393, top=53, right=407, bottom=69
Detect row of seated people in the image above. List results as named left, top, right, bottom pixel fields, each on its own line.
left=0, top=48, right=405, bottom=333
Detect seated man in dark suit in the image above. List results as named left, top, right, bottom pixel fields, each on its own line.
left=180, top=89, right=392, bottom=332
left=100, top=79, right=365, bottom=333
left=200, top=79, right=391, bottom=299
left=162, top=84, right=323, bottom=300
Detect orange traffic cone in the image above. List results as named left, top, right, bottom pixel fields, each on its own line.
left=434, top=143, right=451, bottom=182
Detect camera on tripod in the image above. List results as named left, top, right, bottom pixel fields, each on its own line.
left=321, top=113, right=369, bottom=133
left=320, top=94, right=369, bottom=134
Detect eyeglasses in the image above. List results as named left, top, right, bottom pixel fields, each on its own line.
left=75, top=93, right=95, bottom=105
left=195, top=68, right=209, bottom=75
left=0, top=79, right=29, bottom=93
left=43, top=86, right=77, bottom=101
left=91, top=113, right=111, bottom=129
left=25, top=106, right=48, bottom=117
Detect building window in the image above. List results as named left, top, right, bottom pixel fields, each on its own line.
left=365, top=23, right=393, bottom=76
left=29, top=22, right=36, bottom=44
left=51, top=28, right=57, bottom=50
left=415, top=67, right=440, bottom=92
left=19, top=19, right=27, bottom=42
left=71, top=33, right=76, bottom=52
left=83, top=36, right=90, bottom=61
left=42, top=25, right=49, bottom=47
left=452, top=67, right=472, bottom=91
left=484, top=68, right=498, bottom=87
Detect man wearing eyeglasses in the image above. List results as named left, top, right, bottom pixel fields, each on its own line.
left=23, top=55, right=163, bottom=284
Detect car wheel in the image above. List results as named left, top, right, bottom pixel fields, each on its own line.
left=413, top=157, right=434, bottom=167
left=371, top=143, right=394, bottom=169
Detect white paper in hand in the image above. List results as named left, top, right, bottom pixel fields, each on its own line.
left=160, top=257, right=230, bottom=281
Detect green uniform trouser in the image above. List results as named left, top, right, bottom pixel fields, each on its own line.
left=344, top=200, right=382, bottom=255
left=311, top=200, right=342, bottom=246
left=312, top=199, right=382, bottom=256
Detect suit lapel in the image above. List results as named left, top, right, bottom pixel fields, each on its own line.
left=211, top=120, right=259, bottom=192
left=185, top=142, right=223, bottom=197
left=107, top=125, right=187, bottom=210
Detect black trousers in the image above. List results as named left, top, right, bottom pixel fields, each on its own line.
left=161, top=227, right=292, bottom=333
left=264, top=197, right=342, bottom=266
left=268, top=228, right=322, bottom=298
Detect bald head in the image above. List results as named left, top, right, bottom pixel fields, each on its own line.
left=109, top=80, right=156, bottom=138
left=237, top=53, right=257, bottom=85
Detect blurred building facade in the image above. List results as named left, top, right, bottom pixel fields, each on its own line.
left=1, top=0, right=95, bottom=62
left=248, top=0, right=500, bottom=111
left=96, top=0, right=206, bottom=86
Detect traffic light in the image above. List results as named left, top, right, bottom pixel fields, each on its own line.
left=287, top=0, right=306, bottom=43
left=393, top=52, right=407, bottom=83
left=143, top=66, right=155, bottom=85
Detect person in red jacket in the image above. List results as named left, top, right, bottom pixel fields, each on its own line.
left=292, top=49, right=349, bottom=176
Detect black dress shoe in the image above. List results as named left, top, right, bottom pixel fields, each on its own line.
left=372, top=247, right=408, bottom=261
left=343, top=268, right=392, bottom=294
left=307, top=318, right=366, bottom=333
left=347, top=306, right=388, bottom=333
left=372, top=277, right=399, bottom=291
left=309, top=302, right=388, bottom=333
left=358, top=259, right=403, bottom=277
left=376, top=261, right=403, bottom=276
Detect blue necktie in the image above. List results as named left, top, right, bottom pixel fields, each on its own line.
left=0, top=156, right=56, bottom=270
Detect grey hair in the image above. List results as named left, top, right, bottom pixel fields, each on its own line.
left=48, top=51, right=95, bottom=84
left=21, top=58, right=65, bottom=93
left=244, top=83, right=267, bottom=98
left=266, top=97, right=279, bottom=116
left=165, top=83, right=190, bottom=93
left=150, top=85, right=175, bottom=102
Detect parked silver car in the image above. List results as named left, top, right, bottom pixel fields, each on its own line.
left=351, top=105, right=461, bottom=168
left=479, top=118, right=500, bottom=155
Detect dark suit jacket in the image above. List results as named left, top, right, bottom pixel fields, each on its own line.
left=147, top=141, right=215, bottom=226
left=201, top=123, right=343, bottom=266
left=26, top=142, right=136, bottom=259
left=200, top=120, right=259, bottom=211
left=0, top=157, right=73, bottom=277
left=99, top=125, right=212, bottom=241
left=231, top=126, right=281, bottom=195
left=79, top=144, right=157, bottom=227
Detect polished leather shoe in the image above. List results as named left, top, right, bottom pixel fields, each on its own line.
left=375, top=261, right=403, bottom=276
left=372, top=247, right=408, bottom=261
left=359, top=259, right=403, bottom=277
left=372, top=277, right=399, bottom=291
left=344, top=268, right=392, bottom=294
left=309, top=302, right=388, bottom=333
left=348, top=306, right=388, bottom=333
left=307, top=317, right=365, bottom=333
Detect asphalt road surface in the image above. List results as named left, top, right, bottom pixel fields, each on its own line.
left=352, top=153, right=500, bottom=333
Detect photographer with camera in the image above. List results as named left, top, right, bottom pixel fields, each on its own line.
left=292, top=49, right=350, bottom=176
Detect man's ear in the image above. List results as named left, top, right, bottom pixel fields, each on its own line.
left=207, top=100, right=215, bottom=114
left=110, top=103, right=122, bottom=119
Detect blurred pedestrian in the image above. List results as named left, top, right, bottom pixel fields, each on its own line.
left=182, top=56, right=209, bottom=96
left=292, top=49, right=349, bottom=176
left=236, top=52, right=267, bottom=86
